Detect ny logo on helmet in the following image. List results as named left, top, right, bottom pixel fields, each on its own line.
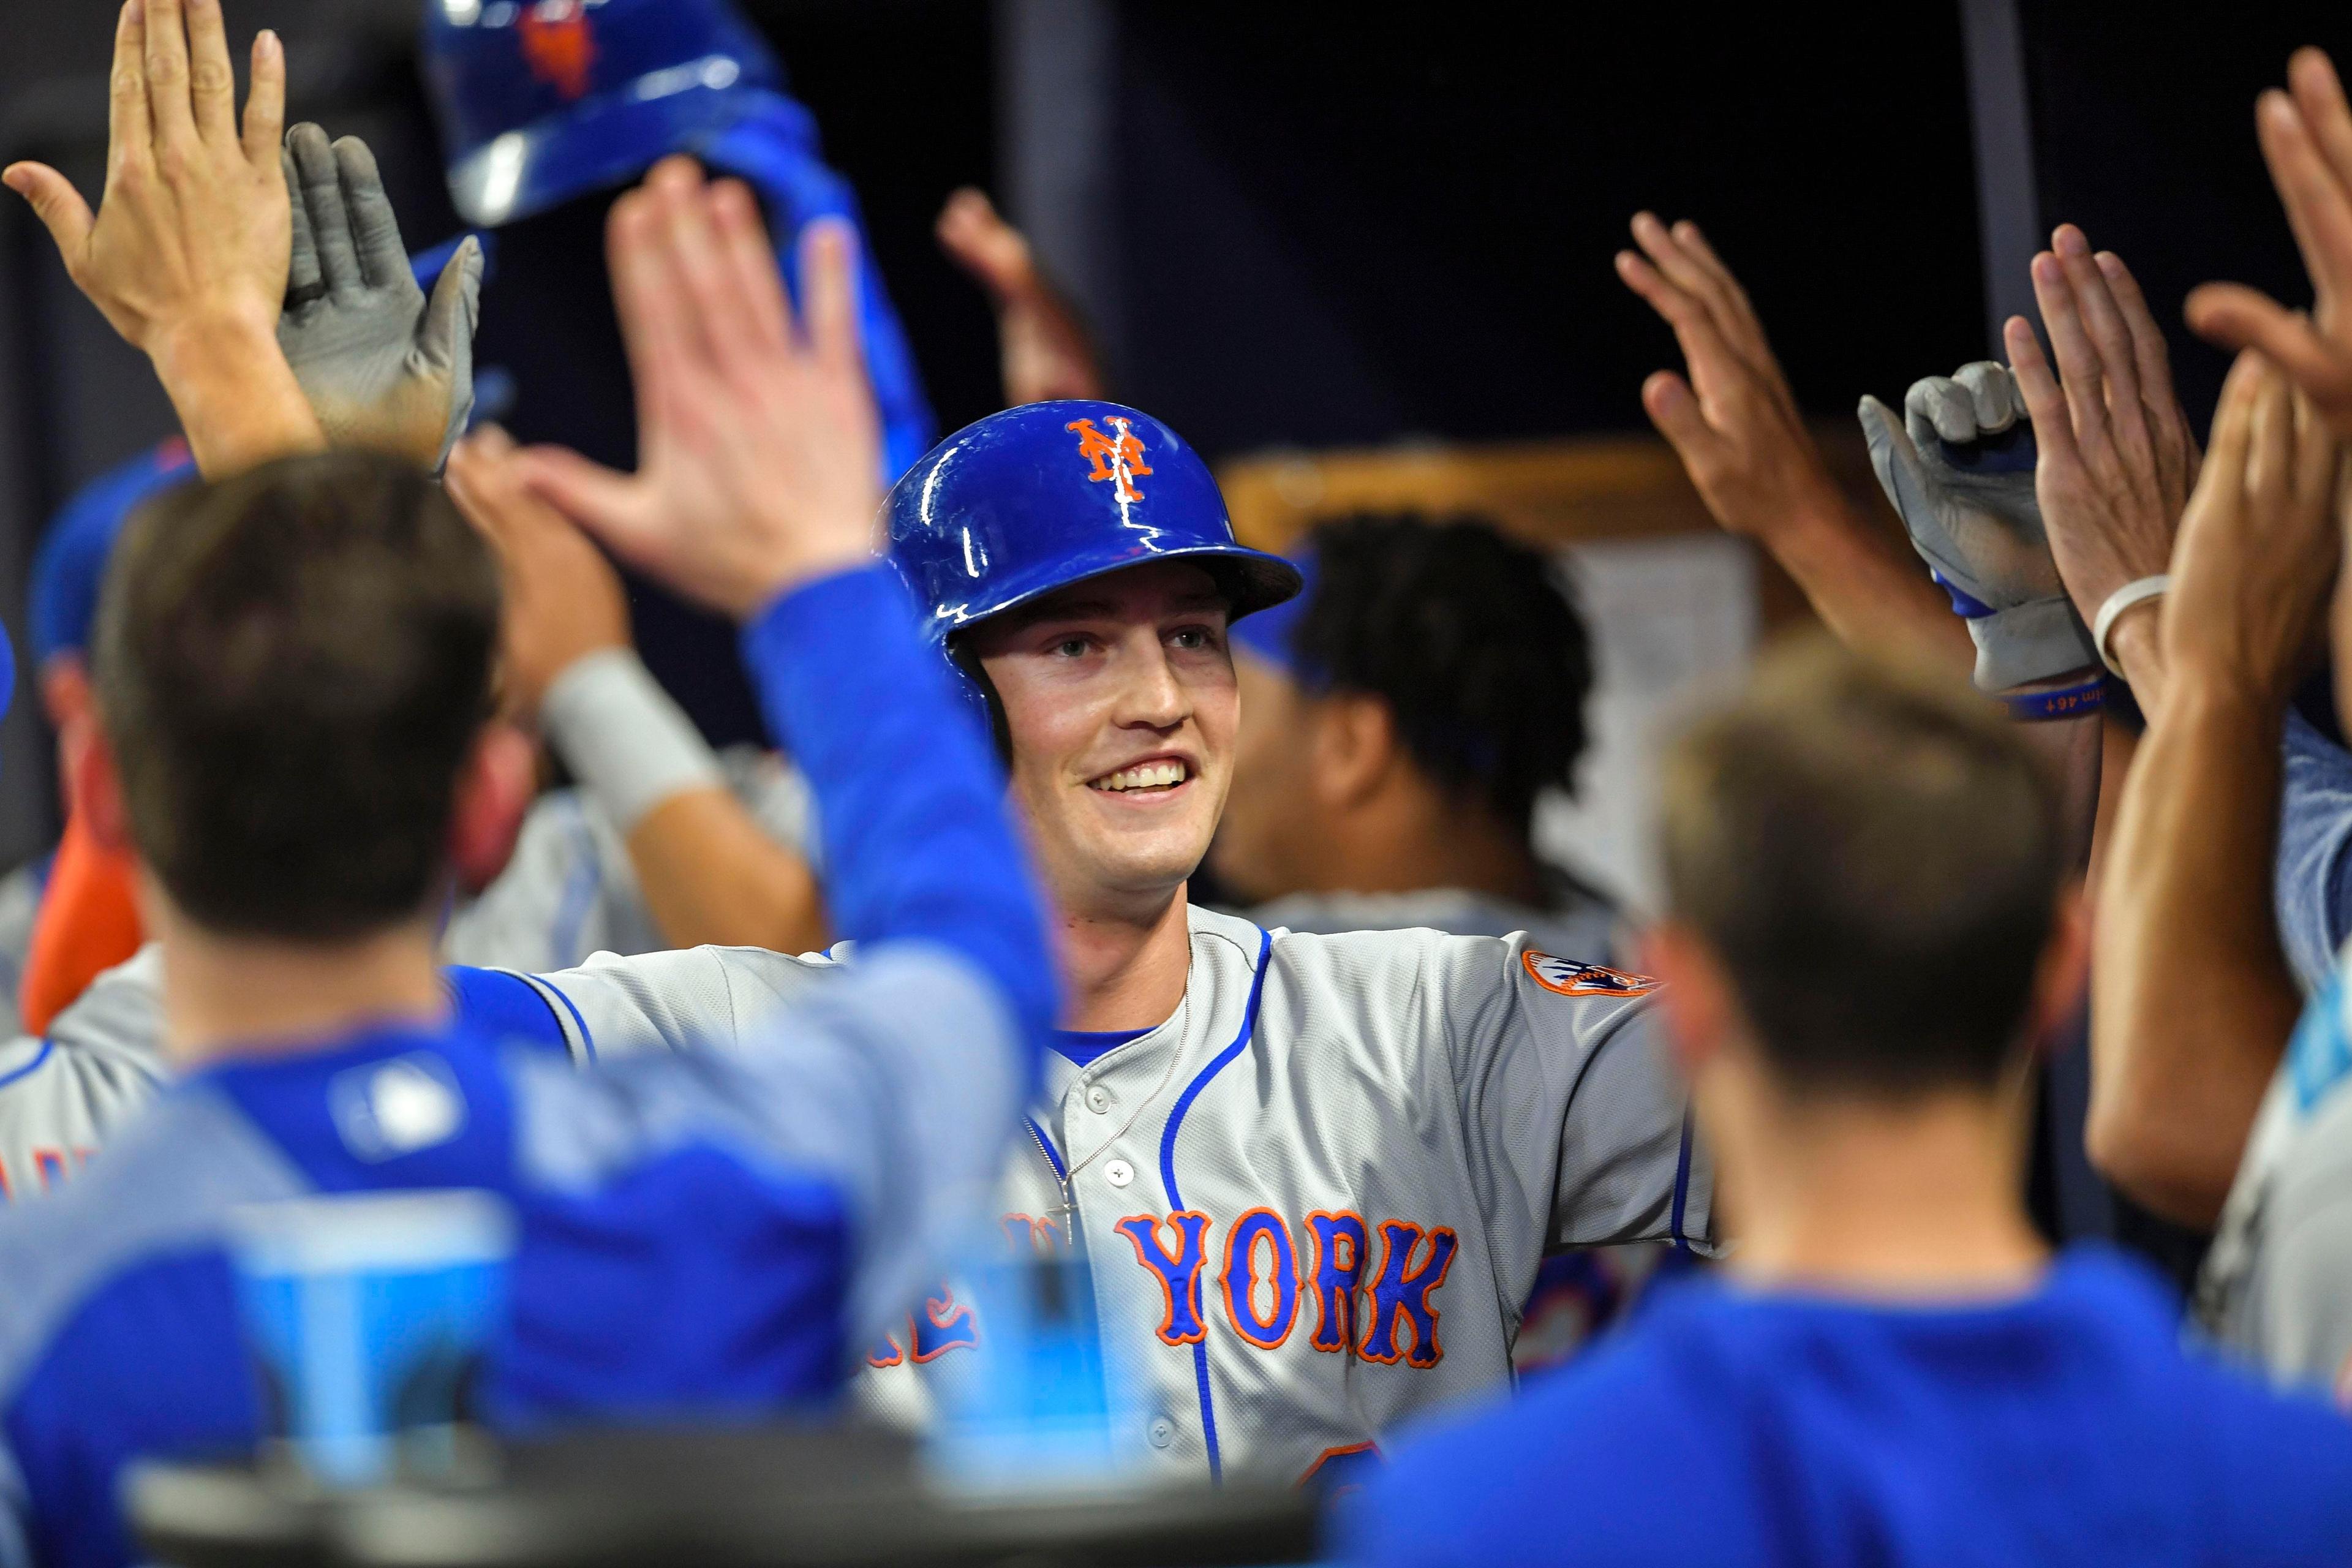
left=519, top=0, right=597, bottom=102
left=1066, top=417, right=1155, bottom=504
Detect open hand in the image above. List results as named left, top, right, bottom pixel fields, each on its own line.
left=1615, top=213, right=1849, bottom=543
left=5, top=0, right=286, bottom=368
left=2, top=0, right=319, bottom=472
left=2188, top=50, right=2352, bottom=435
left=514, top=157, right=881, bottom=618
left=447, top=424, right=628, bottom=723
left=936, top=187, right=1106, bottom=407
left=2007, top=227, right=2201, bottom=684
left=279, top=124, right=481, bottom=470
left=2163, top=350, right=2341, bottom=705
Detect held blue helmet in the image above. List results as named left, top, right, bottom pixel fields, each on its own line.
left=420, top=0, right=938, bottom=480
left=886, top=401, right=1303, bottom=720
left=422, top=0, right=784, bottom=227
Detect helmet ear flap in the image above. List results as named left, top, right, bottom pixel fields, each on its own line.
left=947, top=636, right=1013, bottom=766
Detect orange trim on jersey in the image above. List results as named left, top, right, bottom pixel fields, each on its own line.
left=1220, top=1206, right=1302, bottom=1351
left=1305, top=1209, right=1370, bottom=1355
left=1297, top=1440, right=1381, bottom=1489
left=867, top=1332, right=905, bottom=1368
left=1117, top=1211, right=1212, bottom=1346
left=1001, top=1212, right=1062, bottom=1254
left=1520, top=948, right=1660, bottom=999
left=910, top=1287, right=981, bottom=1363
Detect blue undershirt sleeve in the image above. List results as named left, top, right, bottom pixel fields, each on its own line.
left=739, top=564, right=1057, bottom=1060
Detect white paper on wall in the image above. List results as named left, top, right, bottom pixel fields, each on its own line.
left=1534, top=532, right=1760, bottom=918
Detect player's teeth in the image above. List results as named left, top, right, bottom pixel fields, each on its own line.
left=1090, top=761, right=1188, bottom=792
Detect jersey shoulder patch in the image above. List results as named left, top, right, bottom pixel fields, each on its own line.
left=1521, top=951, right=1660, bottom=999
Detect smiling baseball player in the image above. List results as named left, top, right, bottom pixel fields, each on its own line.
left=467, top=384, right=1714, bottom=1487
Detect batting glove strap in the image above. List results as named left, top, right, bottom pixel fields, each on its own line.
left=2004, top=673, right=2106, bottom=723
left=1966, top=596, right=2101, bottom=693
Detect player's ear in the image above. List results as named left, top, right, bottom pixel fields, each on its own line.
left=1637, top=921, right=1733, bottom=1082
left=38, top=654, right=92, bottom=734
left=66, top=721, right=133, bottom=858
left=448, top=722, right=537, bottom=896
left=1311, top=692, right=1395, bottom=807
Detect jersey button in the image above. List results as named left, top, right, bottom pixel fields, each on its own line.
left=1105, top=1158, right=1134, bottom=1188
left=1086, top=1085, right=1113, bottom=1114
left=1148, top=1415, right=1176, bottom=1449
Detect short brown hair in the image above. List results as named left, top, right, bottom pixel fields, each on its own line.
left=1657, top=637, right=2066, bottom=1096
left=92, top=450, right=500, bottom=940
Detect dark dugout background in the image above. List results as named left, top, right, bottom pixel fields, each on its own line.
left=0, top=4, right=2337, bottom=1254
left=2, top=0, right=2334, bottom=851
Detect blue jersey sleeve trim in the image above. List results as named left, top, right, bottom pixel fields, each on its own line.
left=536, top=976, right=597, bottom=1067
left=0, top=1038, right=54, bottom=1094
left=443, top=967, right=576, bottom=1061
left=1155, top=926, right=1273, bottom=1485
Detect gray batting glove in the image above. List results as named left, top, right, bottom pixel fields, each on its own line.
left=277, top=124, right=482, bottom=472
left=1858, top=361, right=2098, bottom=692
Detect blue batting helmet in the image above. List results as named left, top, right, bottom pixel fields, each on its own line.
left=886, top=401, right=1303, bottom=712
left=421, top=0, right=784, bottom=227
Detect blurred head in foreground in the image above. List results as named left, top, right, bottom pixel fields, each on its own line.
left=1641, top=638, right=2081, bottom=1244
left=1212, top=511, right=1594, bottom=908
left=82, top=452, right=533, bottom=970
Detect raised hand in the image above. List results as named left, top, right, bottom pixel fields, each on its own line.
left=1859, top=361, right=2095, bottom=692
left=935, top=186, right=1106, bottom=407
left=1616, top=211, right=1967, bottom=665
left=2163, top=350, right=2341, bottom=706
left=514, top=156, right=881, bottom=618
left=1, top=0, right=317, bottom=472
left=445, top=424, right=628, bottom=723
left=2187, top=50, right=2352, bottom=434
left=2006, top=227, right=2201, bottom=704
left=1615, top=212, right=1851, bottom=543
left=279, top=124, right=483, bottom=470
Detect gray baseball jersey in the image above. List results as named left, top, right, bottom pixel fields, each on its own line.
left=1239, top=878, right=1663, bottom=1379
left=2198, top=952, right=2352, bottom=1394
left=1239, top=869, right=1627, bottom=968
left=443, top=746, right=813, bottom=973
left=493, top=903, right=1711, bottom=1485
left=0, top=947, right=168, bottom=1202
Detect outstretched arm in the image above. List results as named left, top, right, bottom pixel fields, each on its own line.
left=935, top=187, right=1106, bottom=407
left=1615, top=213, right=1966, bottom=663
left=2088, top=352, right=2340, bottom=1226
left=3, top=0, right=319, bottom=473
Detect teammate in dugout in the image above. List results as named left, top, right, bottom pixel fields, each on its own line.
left=0, top=3, right=1053, bottom=1559
left=449, top=260, right=1716, bottom=1488
left=1346, top=639, right=2352, bottom=1568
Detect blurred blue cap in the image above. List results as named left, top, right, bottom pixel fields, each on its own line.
left=1227, top=544, right=1321, bottom=685
left=421, top=0, right=783, bottom=227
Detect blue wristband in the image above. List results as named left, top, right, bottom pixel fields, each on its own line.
left=2005, top=675, right=2106, bottom=723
